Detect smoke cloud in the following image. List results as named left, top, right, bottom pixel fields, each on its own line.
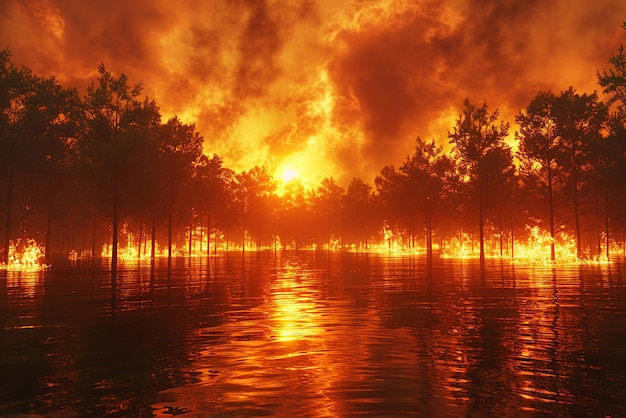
left=1, top=0, right=624, bottom=184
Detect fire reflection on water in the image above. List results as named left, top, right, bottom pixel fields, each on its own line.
left=154, top=256, right=344, bottom=416
left=2, top=253, right=626, bottom=416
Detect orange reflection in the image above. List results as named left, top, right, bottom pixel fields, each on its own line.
left=270, top=262, right=322, bottom=342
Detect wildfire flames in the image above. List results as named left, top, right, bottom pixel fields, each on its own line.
left=0, top=239, right=47, bottom=272
left=1, top=224, right=614, bottom=273
left=1, top=3, right=625, bottom=271
left=89, top=223, right=614, bottom=266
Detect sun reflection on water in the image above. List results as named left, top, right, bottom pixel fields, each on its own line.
left=270, top=262, right=321, bottom=343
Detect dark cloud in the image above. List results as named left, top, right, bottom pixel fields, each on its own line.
left=323, top=0, right=626, bottom=178
left=1, top=0, right=624, bottom=183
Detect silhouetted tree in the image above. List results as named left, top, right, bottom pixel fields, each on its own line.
left=23, top=75, right=81, bottom=262
left=449, top=99, right=511, bottom=264
left=192, top=154, right=232, bottom=255
left=375, top=164, right=419, bottom=249
left=155, top=117, right=203, bottom=267
left=596, top=22, right=626, bottom=256
left=275, top=180, right=313, bottom=249
left=342, top=177, right=376, bottom=251
left=597, top=22, right=626, bottom=112
left=516, top=91, right=560, bottom=261
left=552, top=87, right=608, bottom=258
left=80, top=64, right=160, bottom=278
left=312, top=177, right=345, bottom=249
left=234, top=166, right=276, bottom=250
left=400, top=137, right=456, bottom=263
left=0, top=50, right=35, bottom=263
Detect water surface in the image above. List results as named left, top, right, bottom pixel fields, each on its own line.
left=2, top=252, right=626, bottom=416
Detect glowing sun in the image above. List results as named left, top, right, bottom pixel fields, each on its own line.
left=281, top=167, right=299, bottom=183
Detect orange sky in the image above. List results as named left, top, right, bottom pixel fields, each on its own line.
left=2, top=0, right=625, bottom=186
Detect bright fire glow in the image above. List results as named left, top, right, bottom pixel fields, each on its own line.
left=281, top=167, right=299, bottom=183
left=90, top=221, right=616, bottom=266
left=439, top=225, right=609, bottom=265
left=0, top=239, right=47, bottom=272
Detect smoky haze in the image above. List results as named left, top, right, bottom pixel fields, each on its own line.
left=2, top=0, right=624, bottom=184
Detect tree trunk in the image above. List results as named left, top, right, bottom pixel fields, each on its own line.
left=138, top=221, right=143, bottom=260
left=3, top=174, right=13, bottom=264
left=168, top=204, right=173, bottom=272
left=111, top=190, right=119, bottom=299
left=188, top=209, right=193, bottom=259
left=573, top=179, right=582, bottom=259
left=111, top=194, right=119, bottom=273
left=498, top=214, right=504, bottom=258
left=206, top=209, right=212, bottom=257
left=479, top=181, right=485, bottom=265
left=605, top=190, right=610, bottom=261
left=548, top=160, right=556, bottom=262
left=510, top=213, right=515, bottom=260
left=91, top=215, right=97, bottom=267
left=150, top=213, right=156, bottom=264
left=45, top=190, right=53, bottom=264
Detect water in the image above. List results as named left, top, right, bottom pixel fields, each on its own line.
left=2, top=252, right=626, bottom=417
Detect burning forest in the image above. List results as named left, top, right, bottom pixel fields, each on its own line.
left=1, top=8, right=626, bottom=271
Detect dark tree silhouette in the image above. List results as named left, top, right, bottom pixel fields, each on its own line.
left=192, top=154, right=233, bottom=255
left=342, top=177, right=376, bottom=251
left=24, top=75, right=80, bottom=262
left=234, top=166, right=276, bottom=251
left=551, top=88, right=608, bottom=259
left=375, top=165, right=408, bottom=246
left=312, top=177, right=345, bottom=250
left=449, top=99, right=511, bottom=264
left=400, top=137, right=455, bottom=263
left=0, top=50, right=35, bottom=263
left=276, top=180, right=313, bottom=250
left=597, top=22, right=626, bottom=111
left=516, top=91, right=559, bottom=261
left=155, top=117, right=203, bottom=267
left=80, top=64, right=160, bottom=278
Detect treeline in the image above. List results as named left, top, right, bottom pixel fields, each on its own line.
left=1, top=37, right=626, bottom=267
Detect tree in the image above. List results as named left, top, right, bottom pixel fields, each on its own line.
left=597, top=22, right=626, bottom=112
left=595, top=22, right=626, bottom=258
left=449, top=99, right=511, bottom=264
left=516, top=91, right=559, bottom=261
left=234, top=166, right=276, bottom=250
left=275, top=180, right=313, bottom=250
left=0, top=50, right=36, bottom=263
left=552, top=88, right=608, bottom=259
left=192, top=154, right=233, bottom=255
left=400, top=137, right=456, bottom=263
left=375, top=165, right=409, bottom=243
left=155, top=117, right=203, bottom=266
left=312, top=177, right=345, bottom=249
left=342, top=177, right=376, bottom=251
left=80, top=64, right=160, bottom=278
left=26, top=76, right=81, bottom=262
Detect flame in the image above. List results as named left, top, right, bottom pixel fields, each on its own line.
left=439, top=225, right=611, bottom=265
left=1, top=239, right=48, bottom=272
left=84, top=220, right=618, bottom=265
left=99, top=224, right=236, bottom=262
